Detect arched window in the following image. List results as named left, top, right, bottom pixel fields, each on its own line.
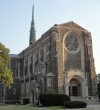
left=47, top=79, right=52, bottom=86
left=13, top=88, right=16, bottom=94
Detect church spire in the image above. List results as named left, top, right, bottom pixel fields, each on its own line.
left=29, top=4, right=36, bottom=45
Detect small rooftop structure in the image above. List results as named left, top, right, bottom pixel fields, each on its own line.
left=46, top=72, right=54, bottom=77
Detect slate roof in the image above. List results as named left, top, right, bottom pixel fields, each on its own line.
left=10, top=54, right=22, bottom=58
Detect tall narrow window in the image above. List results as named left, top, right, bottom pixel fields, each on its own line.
left=47, top=79, right=52, bottom=86
left=29, top=56, right=33, bottom=74
left=13, top=88, right=16, bottom=94
left=25, top=59, right=28, bottom=75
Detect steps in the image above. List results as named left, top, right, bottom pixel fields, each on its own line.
left=70, top=96, right=100, bottom=105
left=86, top=100, right=100, bottom=105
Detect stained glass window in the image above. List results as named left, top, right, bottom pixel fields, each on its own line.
left=64, top=33, right=79, bottom=53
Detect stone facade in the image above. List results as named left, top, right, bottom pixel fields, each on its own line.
left=0, top=21, right=97, bottom=103
left=0, top=55, right=21, bottom=103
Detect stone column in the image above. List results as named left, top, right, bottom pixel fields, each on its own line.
left=82, top=78, right=88, bottom=99
left=64, top=73, right=69, bottom=95
left=85, top=83, right=88, bottom=97
left=32, top=54, right=34, bottom=73
left=65, top=84, right=69, bottom=95
left=18, top=61, right=20, bottom=78
left=23, top=59, right=26, bottom=98
left=85, top=78, right=89, bottom=100
left=41, top=78, right=44, bottom=93
left=81, top=79, right=85, bottom=98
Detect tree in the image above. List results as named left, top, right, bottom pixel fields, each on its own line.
left=0, top=43, right=13, bottom=87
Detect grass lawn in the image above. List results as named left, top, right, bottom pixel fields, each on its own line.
left=0, top=105, right=64, bottom=110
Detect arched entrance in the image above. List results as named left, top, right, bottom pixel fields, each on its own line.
left=69, top=78, right=81, bottom=96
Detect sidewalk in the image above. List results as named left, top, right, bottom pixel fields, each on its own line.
left=64, top=105, right=100, bottom=110
left=36, top=105, right=100, bottom=110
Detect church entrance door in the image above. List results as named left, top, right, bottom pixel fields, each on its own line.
left=72, top=86, right=78, bottom=96
left=69, top=78, right=81, bottom=96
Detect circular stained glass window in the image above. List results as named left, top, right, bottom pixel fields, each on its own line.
left=64, top=33, right=80, bottom=53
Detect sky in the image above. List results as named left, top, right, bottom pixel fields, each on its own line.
left=0, top=0, right=100, bottom=74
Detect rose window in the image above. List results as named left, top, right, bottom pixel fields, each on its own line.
left=64, top=34, right=80, bottom=53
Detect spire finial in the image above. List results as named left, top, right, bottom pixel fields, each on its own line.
left=32, top=4, right=34, bottom=22
left=29, top=3, right=36, bottom=45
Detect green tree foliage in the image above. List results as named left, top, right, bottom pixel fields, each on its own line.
left=0, top=43, right=13, bottom=87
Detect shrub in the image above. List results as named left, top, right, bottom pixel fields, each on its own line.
left=23, top=98, right=29, bottom=105
left=64, top=101, right=87, bottom=108
left=39, top=94, right=70, bottom=106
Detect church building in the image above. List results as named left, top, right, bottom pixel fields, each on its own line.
left=0, top=5, right=97, bottom=104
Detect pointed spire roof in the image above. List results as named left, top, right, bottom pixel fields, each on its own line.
left=29, top=4, right=36, bottom=45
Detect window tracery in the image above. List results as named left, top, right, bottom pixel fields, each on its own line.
left=64, top=33, right=80, bottom=53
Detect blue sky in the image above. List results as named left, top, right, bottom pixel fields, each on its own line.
left=0, top=0, right=100, bottom=74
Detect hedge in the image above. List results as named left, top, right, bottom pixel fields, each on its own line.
left=39, top=94, right=70, bottom=106
left=64, top=101, right=87, bottom=108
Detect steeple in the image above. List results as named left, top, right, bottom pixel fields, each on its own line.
left=29, top=4, right=36, bottom=45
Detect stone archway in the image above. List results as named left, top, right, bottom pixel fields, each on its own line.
left=69, top=78, right=82, bottom=96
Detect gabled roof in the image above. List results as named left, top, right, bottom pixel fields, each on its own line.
left=46, top=72, right=54, bottom=77
left=56, top=21, right=88, bottom=31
